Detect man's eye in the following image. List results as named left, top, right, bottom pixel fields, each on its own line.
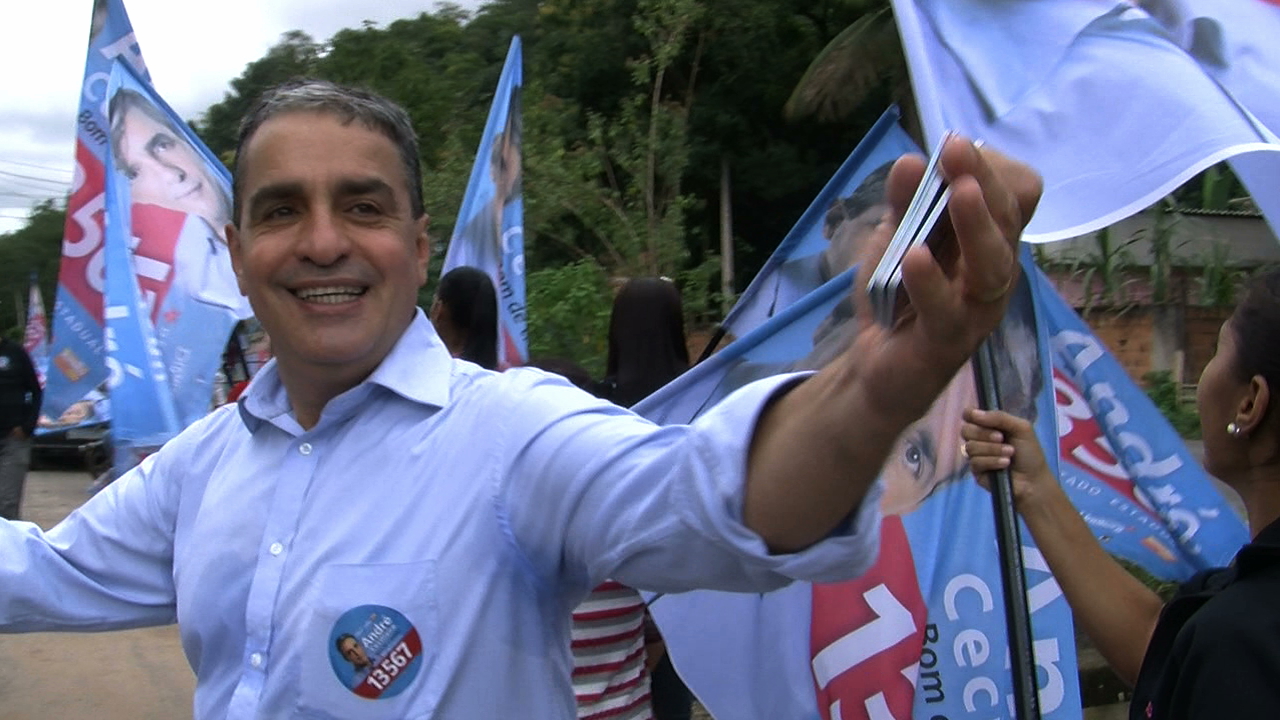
left=263, top=206, right=295, bottom=220
left=350, top=202, right=381, bottom=215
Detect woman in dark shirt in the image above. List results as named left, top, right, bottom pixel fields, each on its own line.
left=962, top=268, right=1280, bottom=719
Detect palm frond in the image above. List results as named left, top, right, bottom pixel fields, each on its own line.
left=784, top=7, right=904, bottom=123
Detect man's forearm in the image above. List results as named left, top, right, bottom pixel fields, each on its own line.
left=743, top=352, right=932, bottom=552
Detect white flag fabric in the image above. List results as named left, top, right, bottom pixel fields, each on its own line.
left=891, top=0, right=1280, bottom=242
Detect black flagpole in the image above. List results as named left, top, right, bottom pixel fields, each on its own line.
left=972, top=337, right=1042, bottom=720
left=694, top=324, right=728, bottom=365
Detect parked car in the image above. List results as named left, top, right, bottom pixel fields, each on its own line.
left=32, top=421, right=110, bottom=472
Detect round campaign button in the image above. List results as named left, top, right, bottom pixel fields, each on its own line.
left=328, top=605, right=424, bottom=699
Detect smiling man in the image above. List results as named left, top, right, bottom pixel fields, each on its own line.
left=0, top=80, right=1041, bottom=719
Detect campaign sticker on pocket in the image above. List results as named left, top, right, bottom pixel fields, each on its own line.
left=329, top=605, right=424, bottom=699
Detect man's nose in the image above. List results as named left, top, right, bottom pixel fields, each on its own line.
left=161, top=160, right=187, bottom=183
left=297, top=209, right=351, bottom=266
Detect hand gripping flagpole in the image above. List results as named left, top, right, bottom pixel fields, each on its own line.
left=973, top=338, right=1042, bottom=720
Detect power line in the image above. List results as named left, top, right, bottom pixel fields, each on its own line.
left=0, top=189, right=61, bottom=199
left=0, top=169, right=70, bottom=187
left=0, top=158, right=74, bottom=176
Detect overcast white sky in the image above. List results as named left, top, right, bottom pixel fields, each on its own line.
left=0, top=0, right=485, bottom=232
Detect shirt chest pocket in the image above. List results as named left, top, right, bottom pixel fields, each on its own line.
left=293, top=560, right=439, bottom=720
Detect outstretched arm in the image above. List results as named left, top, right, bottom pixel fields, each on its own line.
left=961, top=408, right=1164, bottom=685
left=743, top=137, right=1042, bottom=552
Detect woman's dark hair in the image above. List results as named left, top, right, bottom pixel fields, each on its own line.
left=1229, top=268, right=1280, bottom=409
left=603, top=278, right=690, bottom=408
left=436, top=266, right=499, bottom=370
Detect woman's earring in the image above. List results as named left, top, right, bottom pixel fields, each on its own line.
left=1227, top=421, right=1242, bottom=437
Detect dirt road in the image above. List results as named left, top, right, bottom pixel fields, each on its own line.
left=0, top=470, right=195, bottom=720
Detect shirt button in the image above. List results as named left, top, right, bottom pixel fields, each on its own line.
left=250, top=653, right=264, bottom=668
left=299, top=442, right=312, bottom=455
left=269, top=542, right=284, bottom=556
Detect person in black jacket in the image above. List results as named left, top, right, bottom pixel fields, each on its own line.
left=962, top=268, right=1280, bottom=719
left=0, top=336, right=42, bottom=520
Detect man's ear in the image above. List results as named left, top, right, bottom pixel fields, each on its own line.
left=226, top=223, right=249, bottom=297
left=414, top=214, right=431, bottom=286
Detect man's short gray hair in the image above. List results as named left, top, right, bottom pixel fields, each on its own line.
left=231, top=79, right=425, bottom=224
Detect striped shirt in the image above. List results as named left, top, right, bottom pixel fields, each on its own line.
left=572, top=581, right=653, bottom=720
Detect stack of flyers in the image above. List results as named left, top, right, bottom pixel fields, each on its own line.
left=866, top=132, right=956, bottom=328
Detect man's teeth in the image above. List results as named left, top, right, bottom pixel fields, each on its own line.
left=294, top=286, right=367, bottom=303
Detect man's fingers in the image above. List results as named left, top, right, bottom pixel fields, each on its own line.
left=897, top=243, right=952, bottom=330
left=979, top=144, right=1044, bottom=232
left=886, top=153, right=927, bottom=220
left=941, top=138, right=1037, bottom=244
left=941, top=138, right=1039, bottom=306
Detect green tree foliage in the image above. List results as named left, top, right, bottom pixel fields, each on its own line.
left=1142, top=370, right=1201, bottom=439
left=526, top=259, right=613, bottom=375
left=23, top=0, right=891, bottom=373
left=198, top=30, right=322, bottom=160
left=0, top=200, right=64, bottom=340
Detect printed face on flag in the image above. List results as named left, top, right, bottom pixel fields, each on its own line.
left=491, top=105, right=522, bottom=209
left=111, top=89, right=232, bottom=237
left=794, top=163, right=1032, bottom=518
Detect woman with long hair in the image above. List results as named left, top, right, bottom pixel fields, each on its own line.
left=429, top=266, right=499, bottom=370
left=573, top=277, right=694, bottom=720
left=598, top=277, right=690, bottom=408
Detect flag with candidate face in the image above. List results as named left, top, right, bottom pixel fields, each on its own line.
left=102, top=108, right=182, bottom=475
left=640, top=253, right=1082, bottom=720
left=718, top=107, right=919, bottom=338
left=45, top=0, right=153, bottom=423
left=635, top=110, right=1247, bottom=715
left=45, top=0, right=251, bottom=433
left=1138, top=0, right=1280, bottom=246
left=105, top=61, right=246, bottom=433
left=890, top=0, right=1280, bottom=243
left=441, top=36, right=526, bottom=369
left=23, top=275, right=49, bottom=388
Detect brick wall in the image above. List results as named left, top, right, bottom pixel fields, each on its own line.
left=1183, top=306, right=1232, bottom=382
left=1085, top=308, right=1156, bottom=382
left=1068, top=304, right=1230, bottom=387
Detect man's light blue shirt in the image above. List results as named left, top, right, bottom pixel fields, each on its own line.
left=1, top=311, right=882, bottom=719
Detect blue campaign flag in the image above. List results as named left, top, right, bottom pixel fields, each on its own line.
left=718, top=106, right=919, bottom=337
left=891, top=0, right=1280, bottom=243
left=641, top=251, right=1083, bottom=720
left=102, top=122, right=182, bottom=472
left=23, top=274, right=49, bottom=389
left=44, top=0, right=152, bottom=426
left=105, top=61, right=247, bottom=434
left=640, top=259, right=1248, bottom=720
left=1034, top=267, right=1248, bottom=579
left=442, top=36, right=526, bottom=368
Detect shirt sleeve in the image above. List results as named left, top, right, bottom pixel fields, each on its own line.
left=495, top=368, right=883, bottom=600
left=0, top=427, right=190, bottom=631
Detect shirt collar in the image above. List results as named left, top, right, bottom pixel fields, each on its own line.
left=238, top=308, right=454, bottom=432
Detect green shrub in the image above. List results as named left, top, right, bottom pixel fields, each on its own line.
left=1143, top=370, right=1201, bottom=439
